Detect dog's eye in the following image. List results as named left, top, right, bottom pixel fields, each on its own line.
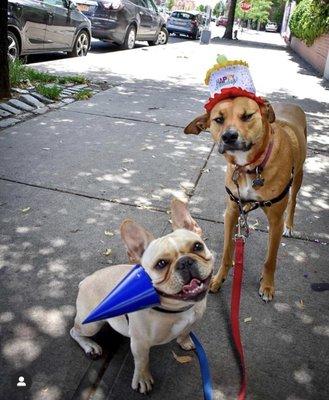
left=193, top=242, right=204, bottom=252
left=241, top=113, right=254, bottom=122
left=155, top=259, right=168, bottom=270
left=214, top=116, right=224, bottom=124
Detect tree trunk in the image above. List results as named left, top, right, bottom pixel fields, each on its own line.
left=0, top=0, right=11, bottom=100
left=223, top=0, right=238, bottom=39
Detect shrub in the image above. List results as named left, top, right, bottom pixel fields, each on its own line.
left=289, top=0, right=329, bottom=46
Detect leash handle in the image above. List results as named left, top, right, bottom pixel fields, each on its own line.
left=231, top=237, right=247, bottom=400
left=190, top=332, right=213, bottom=400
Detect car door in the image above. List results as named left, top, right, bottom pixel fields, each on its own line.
left=136, top=0, right=154, bottom=38
left=43, top=0, right=75, bottom=49
left=9, top=0, right=48, bottom=52
left=144, top=0, right=160, bottom=37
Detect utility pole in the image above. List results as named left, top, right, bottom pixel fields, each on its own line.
left=0, top=0, right=11, bottom=100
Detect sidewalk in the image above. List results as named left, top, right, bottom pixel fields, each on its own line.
left=0, top=37, right=328, bottom=400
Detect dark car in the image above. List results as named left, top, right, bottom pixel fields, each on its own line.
left=76, top=0, right=168, bottom=49
left=7, top=0, right=92, bottom=61
left=166, top=10, right=205, bottom=40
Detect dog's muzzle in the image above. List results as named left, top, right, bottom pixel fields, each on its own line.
left=218, top=129, right=253, bottom=154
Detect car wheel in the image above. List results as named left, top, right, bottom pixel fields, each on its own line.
left=121, top=25, right=136, bottom=50
left=8, top=31, right=19, bottom=62
left=68, top=31, right=90, bottom=57
left=148, top=26, right=168, bottom=46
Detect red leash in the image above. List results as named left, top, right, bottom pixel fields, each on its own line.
left=231, top=235, right=247, bottom=400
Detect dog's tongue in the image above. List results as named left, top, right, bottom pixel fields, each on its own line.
left=182, top=278, right=201, bottom=293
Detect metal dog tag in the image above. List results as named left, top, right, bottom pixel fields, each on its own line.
left=252, top=176, right=264, bottom=189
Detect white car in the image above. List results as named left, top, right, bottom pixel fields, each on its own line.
left=265, top=22, right=278, bottom=32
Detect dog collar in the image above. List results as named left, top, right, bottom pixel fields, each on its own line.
left=152, top=304, right=194, bottom=314
left=243, top=139, right=274, bottom=173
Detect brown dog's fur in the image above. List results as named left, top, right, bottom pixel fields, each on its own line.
left=184, top=97, right=307, bottom=301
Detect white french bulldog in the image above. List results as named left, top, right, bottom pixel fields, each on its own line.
left=70, top=198, right=214, bottom=393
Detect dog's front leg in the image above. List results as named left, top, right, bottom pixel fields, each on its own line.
left=210, top=200, right=239, bottom=293
left=260, top=202, right=286, bottom=302
left=130, top=337, right=153, bottom=394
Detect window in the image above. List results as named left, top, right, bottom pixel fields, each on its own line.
left=171, top=12, right=195, bottom=20
left=43, top=0, right=66, bottom=7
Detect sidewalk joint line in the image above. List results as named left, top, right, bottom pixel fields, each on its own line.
left=1, top=177, right=327, bottom=245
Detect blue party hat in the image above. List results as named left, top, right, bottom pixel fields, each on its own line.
left=83, top=265, right=160, bottom=324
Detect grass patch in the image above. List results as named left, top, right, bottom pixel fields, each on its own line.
left=36, top=84, right=62, bottom=100
left=10, top=59, right=87, bottom=88
left=74, top=89, right=93, bottom=101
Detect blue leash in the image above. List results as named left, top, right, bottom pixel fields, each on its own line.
left=190, top=332, right=213, bottom=400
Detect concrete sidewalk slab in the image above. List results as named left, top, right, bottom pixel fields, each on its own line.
left=66, top=81, right=208, bottom=128
left=0, top=180, right=169, bottom=400
left=190, top=149, right=329, bottom=242
left=92, top=220, right=328, bottom=400
left=0, top=110, right=212, bottom=210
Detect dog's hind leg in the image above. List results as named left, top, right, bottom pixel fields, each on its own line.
left=210, top=201, right=239, bottom=293
left=283, top=169, right=303, bottom=237
left=70, top=323, right=103, bottom=359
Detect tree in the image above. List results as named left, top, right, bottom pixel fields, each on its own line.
left=223, top=0, right=238, bottom=39
left=196, top=4, right=206, bottom=12
left=0, top=0, right=11, bottom=99
left=166, top=0, right=175, bottom=11
left=213, top=1, right=226, bottom=17
left=235, top=0, right=272, bottom=30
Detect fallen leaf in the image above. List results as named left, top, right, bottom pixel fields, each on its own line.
left=69, top=228, right=80, bottom=233
left=172, top=351, right=192, bottom=364
left=21, top=207, right=31, bottom=213
left=300, top=300, right=305, bottom=309
left=104, top=230, right=114, bottom=237
left=103, top=248, right=112, bottom=256
left=244, top=317, right=252, bottom=323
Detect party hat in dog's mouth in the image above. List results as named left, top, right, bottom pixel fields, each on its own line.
left=204, top=55, right=264, bottom=113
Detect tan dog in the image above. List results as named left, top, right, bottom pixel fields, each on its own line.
left=70, top=199, right=213, bottom=393
left=184, top=98, right=307, bottom=301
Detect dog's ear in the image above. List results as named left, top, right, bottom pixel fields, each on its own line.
left=261, top=99, right=275, bottom=123
left=170, top=198, right=202, bottom=236
left=184, top=113, right=210, bottom=135
left=120, top=220, right=154, bottom=263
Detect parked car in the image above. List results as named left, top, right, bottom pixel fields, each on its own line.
left=265, top=22, right=278, bottom=32
left=167, top=10, right=205, bottom=40
left=7, top=0, right=92, bottom=61
left=76, top=0, right=168, bottom=49
left=215, top=15, right=228, bottom=27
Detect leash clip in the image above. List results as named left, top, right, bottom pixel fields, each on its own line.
left=235, top=215, right=248, bottom=240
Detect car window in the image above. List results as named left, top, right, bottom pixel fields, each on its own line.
left=43, top=0, right=66, bottom=7
left=144, top=0, right=157, bottom=12
left=171, top=12, right=194, bottom=20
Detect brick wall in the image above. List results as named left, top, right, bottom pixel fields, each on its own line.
left=290, top=34, right=329, bottom=75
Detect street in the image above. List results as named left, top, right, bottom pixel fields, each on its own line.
left=0, top=28, right=328, bottom=400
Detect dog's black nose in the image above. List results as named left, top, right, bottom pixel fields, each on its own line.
left=177, top=256, right=195, bottom=271
left=222, top=129, right=238, bottom=144
left=177, top=256, right=199, bottom=282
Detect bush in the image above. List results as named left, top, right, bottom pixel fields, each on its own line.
left=289, top=0, right=329, bottom=46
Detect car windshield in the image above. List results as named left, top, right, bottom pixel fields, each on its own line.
left=171, top=12, right=195, bottom=20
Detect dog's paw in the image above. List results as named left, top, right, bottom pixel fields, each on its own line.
left=259, top=281, right=275, bottom=303
left=85, top=343, right=103, bottom=360
left=177, top=335, right=195, bottom=351
left=283, top=225, right=292, bottom=237
left=209, top=276, right=225, bottom=293
left=132, top=370, right=154, bottom=394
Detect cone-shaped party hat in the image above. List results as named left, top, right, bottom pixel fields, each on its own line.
left=83, top=265, right=160, bottom=324
left=204, top=54, right=264, bottom=113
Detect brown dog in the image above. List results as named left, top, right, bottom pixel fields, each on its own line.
left=184, top=97, right=307, bottom=301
